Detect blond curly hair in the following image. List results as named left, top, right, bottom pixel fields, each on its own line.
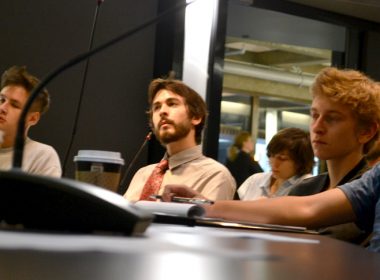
left=312, top=67, right=380, bottom=154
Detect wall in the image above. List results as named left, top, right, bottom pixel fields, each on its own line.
left=0, top=0, right=158, bottom=192
left=363, top=31, right=380, bottom=80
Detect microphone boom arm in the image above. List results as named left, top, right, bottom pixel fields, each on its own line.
left=12, top=0, right=192, bottom=169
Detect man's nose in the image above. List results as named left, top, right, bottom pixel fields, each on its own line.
left=270, top=158, right=279, bottom=167
left=159, top=104, right=169, bottom=116
left=0, top=102, right=8, bottom=113
left=311, top=117, right=325, bottom=134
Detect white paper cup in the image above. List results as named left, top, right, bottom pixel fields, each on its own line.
left=74, top=150, right=124, bottom=192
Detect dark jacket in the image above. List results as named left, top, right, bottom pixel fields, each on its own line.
left=289, top=157, right=368, bottom=196
left=289, top=158, right=371, bottom=244
left=226, top=151, right=263, bottom=199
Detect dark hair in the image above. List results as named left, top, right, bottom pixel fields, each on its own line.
left=147, top=78, right=208, bottom=144
left=1, top=65, right=50, bottom=114
left=267, top=127, right=314, bottom=176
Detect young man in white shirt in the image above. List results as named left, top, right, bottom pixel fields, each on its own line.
left=0, top=66, right=61, bottom=177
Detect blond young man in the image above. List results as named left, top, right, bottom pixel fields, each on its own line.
left=285, top=67, right=380, bottom=242
left=162, top=68, right=380, bottom=252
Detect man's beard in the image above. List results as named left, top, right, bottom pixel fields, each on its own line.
left=154, top=119, right=192, bottom=145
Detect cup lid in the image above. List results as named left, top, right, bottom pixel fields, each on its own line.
left=74, top=150, right=124, bottom=165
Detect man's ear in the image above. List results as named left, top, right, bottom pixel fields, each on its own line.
left=358, top=122, right=379, bottom=144
left=191, top=116, right=202, bottom=126
left=26, top=112, right=41, bottom=127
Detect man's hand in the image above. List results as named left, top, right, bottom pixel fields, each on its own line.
left=162, top=184, right=206, bottom=202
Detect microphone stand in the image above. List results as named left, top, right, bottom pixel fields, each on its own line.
left=118, top=132, right=152, bottom=192
left=62, top=0, right=104, bottom=176
left=12, top=0, right=193, bottom=169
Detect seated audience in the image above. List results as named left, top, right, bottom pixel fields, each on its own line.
left=238, top=127, right=314, bottom=200
left=124, top=78, right=235, bottom=202
left=162, top=67, right=380, bottom=247
left=0, top=66, right=61, bottom=177
left=225, top=131, right=263, bottom=199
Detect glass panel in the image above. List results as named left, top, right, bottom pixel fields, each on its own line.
left=219, top=39, right=332, bottom=175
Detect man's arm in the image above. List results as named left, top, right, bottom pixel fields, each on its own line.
left=207, top=188, right=356, bottom=228
left=163, top=185, right=357, bottom=229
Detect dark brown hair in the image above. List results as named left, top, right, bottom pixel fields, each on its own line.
left=147, top=78, right=208, bottom=144
left=267, top=127, right=314, bottom=176
left=1, top=65, right=50, bottom=114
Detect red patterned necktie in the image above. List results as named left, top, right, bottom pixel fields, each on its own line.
left=139, top=159, right=169, bottom=201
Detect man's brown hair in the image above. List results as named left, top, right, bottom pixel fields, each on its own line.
left=147, top=78, right=208, bottom=144
left=1, top=65, right=50, bottom=114
left=267, top=127, right=315, bottom=176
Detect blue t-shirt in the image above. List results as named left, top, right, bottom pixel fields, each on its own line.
left=338, top=163, right=380, bottom=253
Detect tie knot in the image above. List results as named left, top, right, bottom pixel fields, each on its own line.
left=157, top=159, right=169, bottom=171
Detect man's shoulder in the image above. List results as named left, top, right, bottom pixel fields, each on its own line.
left=192, top=155, right=235, bottom=182
left=25, top=139, right=56, bottom=153
left=289, top=173, right=328, bottom=196
left=242, top=172, right=270, bottom=185
left=199, top=155, right=230, bottom=170
left=299, top=173, right=327, bottom=184
left=24, top=139, right=60, bottom=165
left=135, top=162, right=157, bottom=171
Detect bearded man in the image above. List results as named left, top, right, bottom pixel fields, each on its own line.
left=124, top=78, right=235, bottom=202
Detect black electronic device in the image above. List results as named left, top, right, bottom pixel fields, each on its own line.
left=0, top=170, right=152, bottom=235
left=0, top=0, right=193, bottom=236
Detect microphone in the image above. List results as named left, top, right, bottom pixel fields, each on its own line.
left=0, top=0, right=195, bottom=236
left=118, top=131, right=152, bottom=192
left=61, top=0, right=105, bottom=176
left=12, top=0, right=193, bottom=169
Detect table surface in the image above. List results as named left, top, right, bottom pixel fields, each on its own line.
left=0, top=222, right=379, bottom=280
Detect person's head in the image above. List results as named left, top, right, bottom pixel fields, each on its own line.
left=267, top=127, right=314, bottom=179
left=147, top=78, right=208, bottom=145
left=310, top=67, right=380, bottom=161
left=228, top=131, right=254, bottom=161
left=0, top=66, right=49, bottom=147
left=234, top=131, right=254, bottom=152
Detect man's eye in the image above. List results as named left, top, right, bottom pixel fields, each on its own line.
left=279, top=156, right=289, bottom=161
left=310, top=113, right=318, bottom=120
left=10, top=102, right=22, bottom=109
left=325, top=116, right=338, bottom=123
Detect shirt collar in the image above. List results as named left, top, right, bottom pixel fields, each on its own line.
left=164, top=145, right=203, bottom=170
left=261, top=173, right=301, bottom=191
left=287, top=174, right=302, bottom=185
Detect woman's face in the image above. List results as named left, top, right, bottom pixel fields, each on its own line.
left=269, top=151, right=297, bottom=180
left=242, top=137, right=254, bottom=153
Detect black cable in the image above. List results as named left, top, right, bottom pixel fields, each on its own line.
left=12, top=0, right=192, bottom=169
left=61, top=0, right=104, bottom=176
left=118, top=132, right=152, bottom=192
